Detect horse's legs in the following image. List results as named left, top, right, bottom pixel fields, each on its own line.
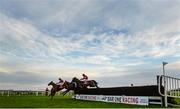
left=62, top=89, right=70, bottom=96
left=51, top=91, right=56, bottom=100
left=49, top=92, right=53, bottom=100
left=62, top=90, right=67, bottom=96
left=48, top=90, right=52, bottom=98
left=48, top=92, right=53, bottom=100
left=50, top=90, right=56, bottom=100
left=95, top=84, right=99, bottom=88
left=92, top=81, right=99, bottom=88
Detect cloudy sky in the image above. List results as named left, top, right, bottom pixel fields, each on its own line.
left=0, top=0, right=180, bottom=90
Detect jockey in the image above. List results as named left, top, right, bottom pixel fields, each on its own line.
left=56, top=78, right=64, bottom=88
left=80, top=73, right=88, bottom=85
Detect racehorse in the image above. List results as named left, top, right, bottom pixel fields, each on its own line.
left=48, top=81, right=63, bottom=99
left=84, top=80, right=99, bottom=88
left=71, top=77, right=87, bottom=89
left=72, top=77, right=99, bottom=88
left=48, top=81, right=70, bottom=99
left=62, top=77, right=99, bottom=96
left=61, top=78, right=82, bottom=96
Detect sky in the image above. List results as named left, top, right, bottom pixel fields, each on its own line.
left=0, top=0, right=180, bottom=90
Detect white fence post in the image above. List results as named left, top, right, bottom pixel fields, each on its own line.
left=36, top=91, right=38, bottom=96
left=158, top=75, right=180, bottom=107
left=7, top=91, right=9, bottom=97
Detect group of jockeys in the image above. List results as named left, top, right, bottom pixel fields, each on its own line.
left=56, top=73, right=88, bottom=88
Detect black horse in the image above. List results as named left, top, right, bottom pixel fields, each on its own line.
left=62, top=77, right=99, bottom=95
left=72, top=77, right=99, bottom=88
left=62, top=78, right=82, bottom=96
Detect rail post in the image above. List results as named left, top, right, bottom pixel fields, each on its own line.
left=7, top=90, right=10, bottom=97
left=1, top=91, right=3, bottom=96
left=36, top=91, right=38, bottom=96
left=162, top=62, right=168, bottom=107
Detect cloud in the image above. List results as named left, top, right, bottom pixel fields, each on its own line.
left=1, top=0, right=179, bottom=35
left=0, top=0, right=180, bottom=89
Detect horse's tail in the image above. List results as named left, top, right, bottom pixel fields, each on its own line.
left=92, top=80, right=99, bottom=88
left=93, top=80, right=98, bottom=85
left=72, top=82, right=77, bottom=88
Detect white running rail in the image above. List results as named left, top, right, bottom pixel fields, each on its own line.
left=158, top=75, right=180, bottom=98
left=158, top=75, right=180, bottom=107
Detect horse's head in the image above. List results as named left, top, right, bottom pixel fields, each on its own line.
left=48, top=81, right=54, bottom=86
left=71, top=77, right=86, bottom=89
left=62, top=81, right=69, bottom=89
left=72, top=77, right=79, bottom=82
left=64, top=80, right=69, bottom=84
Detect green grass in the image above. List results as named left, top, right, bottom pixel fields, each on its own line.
left=0, top=95, right=160, bottom=108
left=174, top=98, right=180, bottom=105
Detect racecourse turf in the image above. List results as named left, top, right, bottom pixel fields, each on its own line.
left=0, top=95, right=161, bottom=108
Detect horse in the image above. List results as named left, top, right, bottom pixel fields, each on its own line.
left=83, top=80, right=99, bottom=88
left=71, top=77, right=87, bottom=89
left=48, top=81, right=65, bottom=100
left=62, top=77, right=99, bottom=96
left=72, top=77, right=99, bottom=88
left=61, top=78, right=81, bottom=96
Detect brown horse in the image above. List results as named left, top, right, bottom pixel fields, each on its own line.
left=72, top=77, right=99, bottom=88
left=82, top=80, right=99, bottom=88
left=62, top=77, right=99, bottom=96
left=48, top=81, right=70, bottom=99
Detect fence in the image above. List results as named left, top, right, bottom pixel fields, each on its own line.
left=74, top=85, right=163, bottom=106
left=0, top=90, right=74, bottom=97
left=0, top=90, right=47, bottom=96
left=158, top=75, right=180, bottom=107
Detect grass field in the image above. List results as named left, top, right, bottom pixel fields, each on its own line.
left=0, top=95, right=161, bottom=108
left=174, top=98, right=180, bottom=105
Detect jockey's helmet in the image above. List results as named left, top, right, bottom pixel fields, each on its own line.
left=59, top=78, right=62, bottom=81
